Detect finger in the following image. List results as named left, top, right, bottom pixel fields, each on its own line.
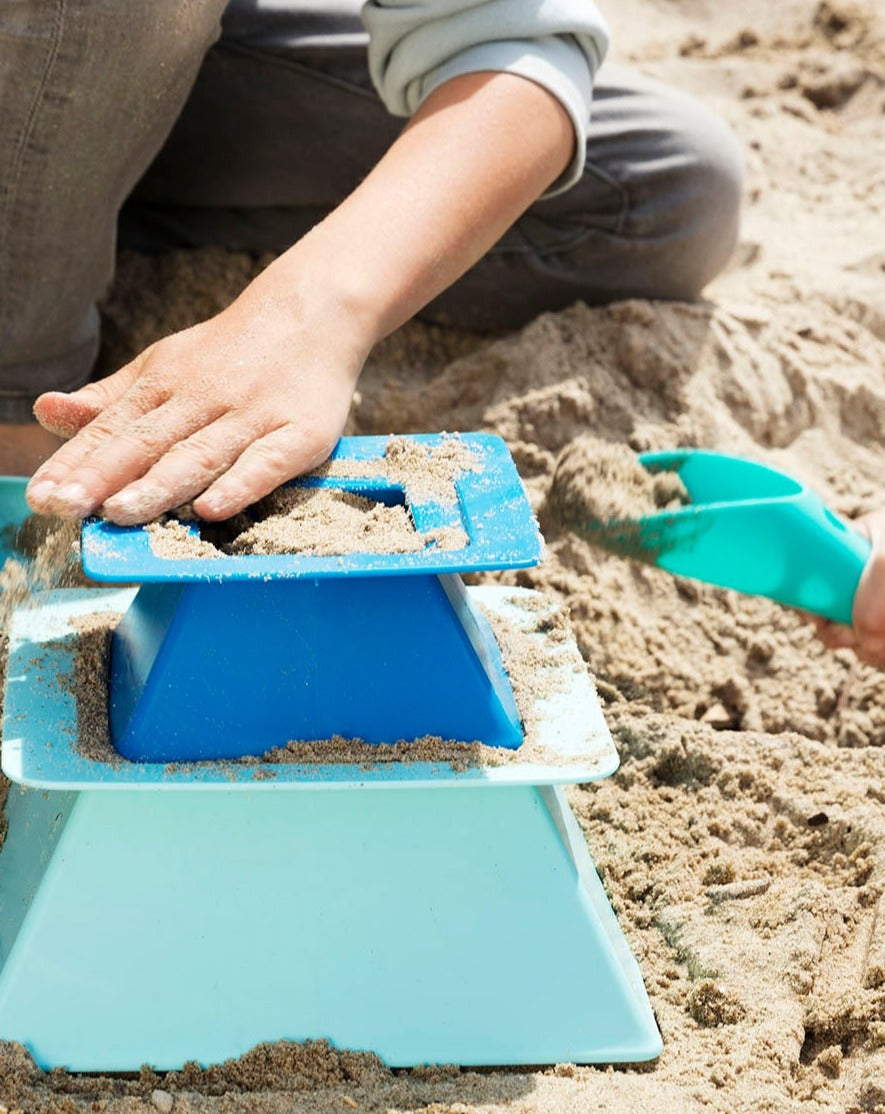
left=27, top=387, right=161, bottom=511
left=34, top=400, right=215, bottom=520
left=33, top=360, right=145, bottom=440
left=817, top=622, right=857, bottom=651
left=854, top=632, right=885, bottom=668
left=193, top=424, right=337, bottom=520
left=853, top=516, right=885, bottom=642
left=100, top=415, right=264, bottom=525
left=856, top=648, right=885, bottom=669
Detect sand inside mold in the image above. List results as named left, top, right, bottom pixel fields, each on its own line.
left=2, top=0, right=885, bottom=1109
left=146, top=435, right=477, bottom=560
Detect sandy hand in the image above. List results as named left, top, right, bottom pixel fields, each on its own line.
left=810, top=509, right=885, bottom=668
left=26, top=276, right=368, bottom=525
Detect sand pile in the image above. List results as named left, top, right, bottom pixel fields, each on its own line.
left=1, top=0, right=884, bottom=1109
left=550, top=434, right=690, bottom=528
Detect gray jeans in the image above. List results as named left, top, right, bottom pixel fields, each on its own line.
left=0, top=0, right=743, bottom=423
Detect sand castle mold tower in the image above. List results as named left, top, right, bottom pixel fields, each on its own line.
left=0, top=435, right=661, bottom=1070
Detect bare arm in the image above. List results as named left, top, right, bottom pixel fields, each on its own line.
left=27, top=71, right=573, bottom=524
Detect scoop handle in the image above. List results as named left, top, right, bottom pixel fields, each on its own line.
left=650, top=494, right=871, bottom=625
left=795, top=503, right=871, bottom=624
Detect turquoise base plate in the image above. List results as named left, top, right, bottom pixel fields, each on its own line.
left=0, top=477, right=30, bottom=565
left=0, top=588, right=658, bottom=1070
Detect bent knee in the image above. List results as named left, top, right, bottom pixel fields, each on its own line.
left=629, top=85, right=746, bottom=299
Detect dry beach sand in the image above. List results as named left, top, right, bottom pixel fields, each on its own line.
left=2, top=0, right=885, bottom=1109
left=550, top=434, right=690, bottom=528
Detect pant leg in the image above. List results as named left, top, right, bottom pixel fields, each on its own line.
left=120, top=0, right=400, bottom=253
left=429, top=63, right=745, bottom=329
left=0, top=0, right=226, bottom=421
left=119, top=4, right=743, bottom=331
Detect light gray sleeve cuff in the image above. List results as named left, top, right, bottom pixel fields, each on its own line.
left=362, top=1, right=610, bottom=197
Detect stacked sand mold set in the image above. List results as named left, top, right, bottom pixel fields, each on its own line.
left=0, top=434, right=661, bottom=1072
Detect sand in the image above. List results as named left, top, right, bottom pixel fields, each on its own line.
left=1, top=0, right=884, bottom=1109
left=550, top=434, right=690, bottom=529
left=145, top=437, right=476, bottom=559
left=147, top=487, right=429, bottom=559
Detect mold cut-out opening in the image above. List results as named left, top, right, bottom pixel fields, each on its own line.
left=147, top=480, right=469, bottom=560
left=295, top=479, right=409, bottom=508
left=188, top=481, right=419, bottom=558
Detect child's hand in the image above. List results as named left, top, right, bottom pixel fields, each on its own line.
left=26, top=256, right=369, bottom=524
left=809, top=509, right=885, bottom=668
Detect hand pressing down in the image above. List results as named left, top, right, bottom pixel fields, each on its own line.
left=26, top=276, right=368, bottom=526
left=810, top=509, right=885, bottom=669
left=26, top=69, right=579, bottom=528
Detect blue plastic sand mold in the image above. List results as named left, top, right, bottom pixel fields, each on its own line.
left=0, top=435, right=662, bottom=1071
left=585, top=449, right=871, bottom=625
left=83, top=433, right=540, bottom=762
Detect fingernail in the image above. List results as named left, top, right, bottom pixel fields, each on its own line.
left=52, top=482, right=93, bottom=516
left=26, top=479, right=57, bottom=504
left=197, top=483, right=229, bottom=510
left=105, top=491, right=135, bottom=513
left=103, top=490, right=151, bottom=523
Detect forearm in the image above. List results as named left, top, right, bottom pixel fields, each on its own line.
left=256, top=70, right=575, bottom=341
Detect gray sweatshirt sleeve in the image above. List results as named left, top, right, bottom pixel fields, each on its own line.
left=361, top=1, right=610, bottom=196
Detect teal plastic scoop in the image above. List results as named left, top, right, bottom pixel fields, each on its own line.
left=559, top=449, right=871, bottom=624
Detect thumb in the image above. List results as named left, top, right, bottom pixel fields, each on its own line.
left=33, top=358, right=144, bottom=440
